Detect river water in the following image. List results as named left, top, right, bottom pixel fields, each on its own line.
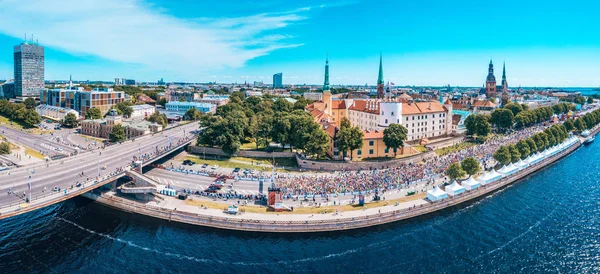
left=1, top=142, right=600, bottom=273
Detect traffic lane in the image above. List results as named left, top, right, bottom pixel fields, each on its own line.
left=145, top=168, right=264, bottom=193
left=0, top=122, right=193, bottom=178
left=0, top=125, right=76, bottom=155
left=0, top=129, right=193, bottom=201
left=0, top=121, right=197, bottom=189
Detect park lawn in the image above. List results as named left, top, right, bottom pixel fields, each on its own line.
left=0, top=114, right=54, bottom=135
left=413, top=145, right=428, bottom=153
left=24, top=147, right=45, bottom=159
left=435, top=141, right=476, bottom=156
left=184, top=156, right=278, bottom=172
left=184, top=193, right=426, bottom=214
left=231, top=156, right=298, bottom=168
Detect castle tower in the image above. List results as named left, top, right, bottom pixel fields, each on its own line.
left=377, top=53, right=384, bottom=99
left=485, top=60, right=497, bottom=98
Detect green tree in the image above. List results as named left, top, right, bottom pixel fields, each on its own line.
left=504, top=103, right=523, bottom=116
left=563, top=119, right=575, bottom=131
left=383, top=123, right=408, bottom=157
left=24, top=97, right=36, bottom=110
left=516, top=140, right=531, bottom=159
left=525, top=138, right=537, bottom=153
left=178, top=97, right=186, bottom=102
left=22, top=109, right=41, bottom=128
left=114, top=102, right=134, bottom=117
left=272, top=98, right=293, bottom=113
left=493, top=146, right=512, bottom=165
left=337, top=125, right=364, bottom=160
left=147, top=111, right=168, bottom=128
left=304, top=128, right=329, bottom=159
left=85, top=108, right=102, bottom=119
left=574, top=118, right=587, bottom=132
left=587, top=97, right=594, bottom=104
left=490, top=108, right=515, bottom=131
left=509, top=145, right=521, bottom=163
left=62, top=113, right=78, bottom=128
left=464, top=114, right=491, bottom=136
left=158, top=98, right=167, bottom=107
left=461, top=157, right=481, bottom=177
left=109, top=124, right=126, bottom=142
left=0, top=142, right=10, bottom=154
left=183, top=108, right=203, bottom=121
left=445, top=162, right=466, bottom=181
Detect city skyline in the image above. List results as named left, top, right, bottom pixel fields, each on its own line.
left=0, top=0, right=598, bottom=87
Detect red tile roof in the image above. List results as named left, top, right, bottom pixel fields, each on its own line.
left=348, top=100, right=380, bottom=114
left=472, top=100, right=496, bottom=108
left=363, top=130, right=384, bottom=139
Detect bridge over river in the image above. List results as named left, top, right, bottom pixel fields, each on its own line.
left=0, top=122, right=200, bottom=219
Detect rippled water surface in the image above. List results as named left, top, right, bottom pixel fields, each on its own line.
left=1, top=143, right=600, bottom=273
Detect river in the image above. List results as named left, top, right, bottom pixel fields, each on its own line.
left=1, top=141, right=599, bottom=273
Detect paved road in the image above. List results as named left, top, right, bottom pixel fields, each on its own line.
left=0, top=125, right=77, bottom=157
left=146, top=168, right=266, bottom=195
left=0, top=122, right=200, bottom=208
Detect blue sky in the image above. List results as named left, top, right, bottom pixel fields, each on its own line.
left=0, top=0, right=598, bottom=87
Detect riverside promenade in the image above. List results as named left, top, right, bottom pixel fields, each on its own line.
left=83, top=135, right=583, bottom=233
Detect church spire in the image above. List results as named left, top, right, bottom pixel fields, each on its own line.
left=377, top=52, right=384, bottom=99
left=323, top=53, right=330, bottom=91
left=377, top=52, right=384, bottom=85
left=502, top=62, right=506, bottom=82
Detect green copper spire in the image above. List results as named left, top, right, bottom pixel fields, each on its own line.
left=323, top=53, right=330, bottom=91
left=377, top=52, right=384, bottom=85
left=502, top=62, right=506, bottom=81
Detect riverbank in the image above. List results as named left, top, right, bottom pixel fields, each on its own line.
left=83, top=136, right=582, bottom=232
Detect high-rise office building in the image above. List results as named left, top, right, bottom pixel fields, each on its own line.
left=14, top=41, right=45, bottom=97
left=273, top=73, right=283, bottom=88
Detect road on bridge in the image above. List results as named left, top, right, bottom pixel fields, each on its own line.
left=0, top=125, right=77, bottom=157
left=0, top=122, right=200, bottom=213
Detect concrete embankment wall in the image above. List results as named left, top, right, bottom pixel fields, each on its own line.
left=187, top=146, right=295, bottom=159
left=85, top=140, right=581, bottom=233
left=296, top=151, right=436, bottom=171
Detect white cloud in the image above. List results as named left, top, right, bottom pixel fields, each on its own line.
left=0, top=0, right=310, bottom=78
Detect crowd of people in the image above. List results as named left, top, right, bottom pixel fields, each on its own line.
left=270, top=125, right=550, bottom=197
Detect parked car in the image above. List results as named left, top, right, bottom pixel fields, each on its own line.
left=211, top=165, right=218, bottom=170
left=182, top=159, right=194, bottom=166
left=201, top=163, right=209, bottom=168
left=233, top=167, right=240, bottom=173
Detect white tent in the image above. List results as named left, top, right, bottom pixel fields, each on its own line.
left=446, top=181, right=466, bottom=196
left=477, top=170, right=502, bottom=185
left=516, top=159, right=528, bottom=168
left=498, top=164, right=518, bottom=175
left=427, top=186, right=448, bottom=202
left=462, top=176, right=481, bottom=190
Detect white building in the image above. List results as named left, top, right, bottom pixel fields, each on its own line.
left=130, top=104, right=156, bottom=118
left=303, top=92, right=323, bottom=101
left=35, top=104, right=79, bottom=121
left=347, top=99, right=453, bottom=142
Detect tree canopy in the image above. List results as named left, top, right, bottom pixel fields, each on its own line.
left=461, top=157, right=481, bottom=177
left=85, top=108, right=102, bottom=120
left=383, top=123, right=408, bottom=156
left=445, top=162, right=466, bottom=181
left=109, top=124, right=126, bottom=142
left=464, top=114, right=491, bottom=136
left=62, top=113, right=78, bottom=128
left=0, top=142, right=10, bottom=154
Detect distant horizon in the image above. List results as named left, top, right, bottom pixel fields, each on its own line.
left=0, top=0, right=598, bottom=87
